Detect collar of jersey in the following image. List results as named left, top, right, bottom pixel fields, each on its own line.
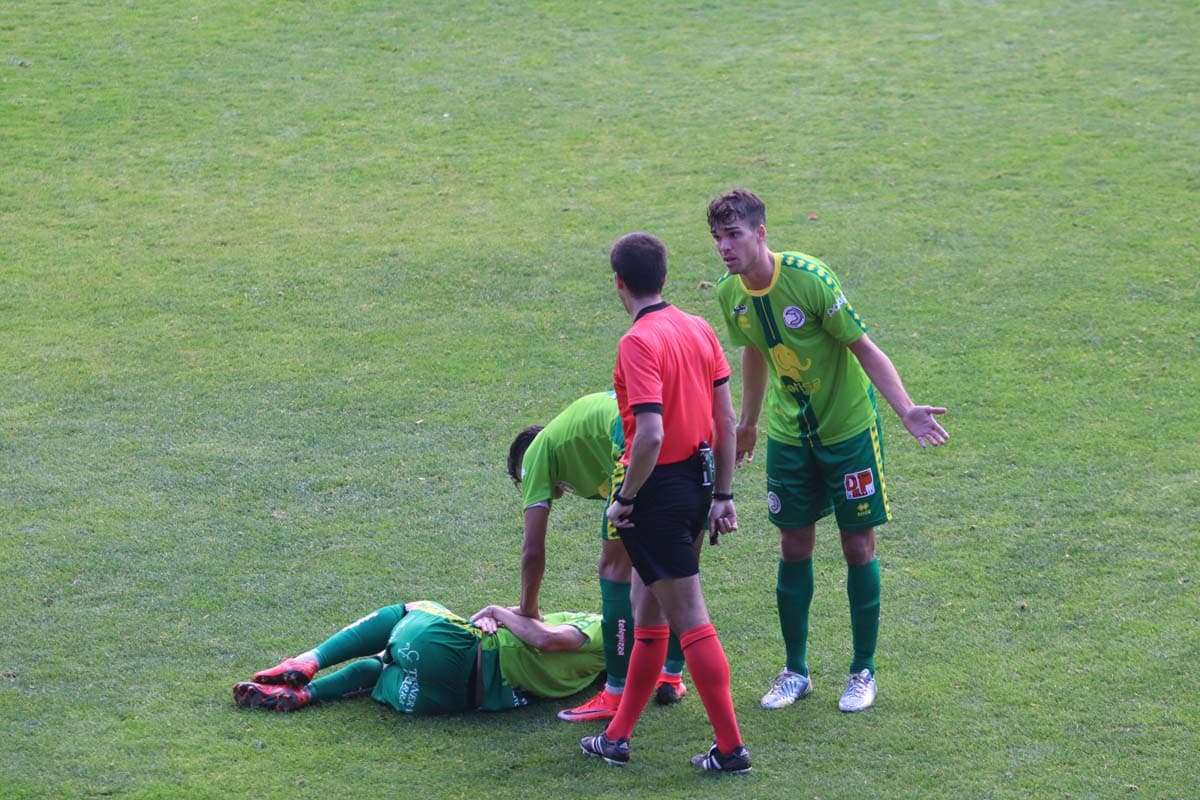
left=738, top=252, right=782, bottom=297
left=634, top=301, right=671, bottom=321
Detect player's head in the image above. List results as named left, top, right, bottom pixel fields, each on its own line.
left=610, top=232, right=668, bottom=298
left=707, top=188, right=766, bottom=232
left=507, top=425, right=544, bottom=487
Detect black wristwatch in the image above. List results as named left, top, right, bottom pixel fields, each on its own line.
left=712, top=492, right=734, bottom=501
left=613, top=492, right=636, bottom=506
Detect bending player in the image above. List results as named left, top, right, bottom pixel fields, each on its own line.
left=508, top=391, right=688, bottom=722
left=233, top=601, right=604, bottom=714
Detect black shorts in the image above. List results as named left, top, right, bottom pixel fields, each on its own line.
left=617, top=457, right=709, bottom=585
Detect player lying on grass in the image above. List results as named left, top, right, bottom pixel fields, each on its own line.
left=233, top=601, right=604, bottom=714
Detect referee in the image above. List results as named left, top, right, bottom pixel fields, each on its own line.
left=579, top=232, right=751, bottom=774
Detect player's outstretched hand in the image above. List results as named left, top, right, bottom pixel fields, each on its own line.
left=902, top=406, right=949, bottom=448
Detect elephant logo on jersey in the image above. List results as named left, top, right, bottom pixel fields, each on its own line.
left=769, top=344, right=820, bottom=395
left=767, top=491, right=782, bottom=515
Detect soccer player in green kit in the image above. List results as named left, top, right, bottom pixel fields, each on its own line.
left=708, top=189, right=949, bottom=713
left=507, top=391, right=688, bottom=722
left=233, top=601, right=604, bottom=714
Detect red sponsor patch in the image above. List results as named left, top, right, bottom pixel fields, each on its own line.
left=844, top=469, right=875, bottom=500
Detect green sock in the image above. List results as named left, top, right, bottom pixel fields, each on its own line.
left=777, top=558, right=814, bottom=676
left=314, top=604, right=407, bottom=668
left=599, top=578, right=632, bottom=690
left=663, top=633, right=684, bottom=677
left=307, top=658, right=383, bottom=702
left=846, top=558, right=881, bottom=675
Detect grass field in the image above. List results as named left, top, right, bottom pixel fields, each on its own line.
left=2, top=2, right=1197, bottom=798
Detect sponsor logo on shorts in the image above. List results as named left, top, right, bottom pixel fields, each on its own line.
left=767, top=491, right=782, bottom=515
left=393, top=641, right=421, bottom=713
left=782, top=306, right=806, bottom=328
left=844, top=469, right=876, bottom=500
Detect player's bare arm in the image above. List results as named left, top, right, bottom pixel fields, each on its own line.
left=709, top=381, right=739, bottom=540
left=470, top=605, right=587, bottom=652
left=518, top=506, right=550, bottom=618
left=847, top=334, right=948, bottom=448
left=736, top=346, right=769, bottom=464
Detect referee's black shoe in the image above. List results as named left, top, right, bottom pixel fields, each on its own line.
left=690, top=742, right=752, bottom=774
left=580, top=731, right=630, bottom=766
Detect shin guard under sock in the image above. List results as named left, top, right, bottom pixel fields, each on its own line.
left=681, top=623, right=742, bottom=754
left=777, top=558, right=814, bottom=676
left=307, top=658, right=383, bottom=702
left=599, top=578, right=632, bottom=690
left=846, top=559, right=881, bottom=675
left=604, top=625, right=669, bottom=740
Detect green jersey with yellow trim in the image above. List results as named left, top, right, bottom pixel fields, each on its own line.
left=488, top=611, right=604, bottom=702
left=520, top=392, right=623, bottom=507
left=716, top=251, right=876, bottom=446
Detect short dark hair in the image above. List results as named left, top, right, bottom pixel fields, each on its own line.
left=507, top=425, right=544, bottom=487
left=707, top=188, right=766, bottom=230
left=610, top=232, right=668, bottom=298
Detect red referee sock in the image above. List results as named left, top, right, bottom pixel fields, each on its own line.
left=680, top=622, right=743, bottom=754
left=605, top=625, right=669, bottom=741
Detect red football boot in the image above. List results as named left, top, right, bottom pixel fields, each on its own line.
left=233, top=681, right=312, bottom=712
left=654, top=674, right=688, bottom=705
left=556, top=688, right=621, bottom=722
left=252, top=656, right=319, bottom=688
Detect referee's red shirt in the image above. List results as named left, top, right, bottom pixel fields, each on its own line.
left=614, top=303, right=731, bottom=465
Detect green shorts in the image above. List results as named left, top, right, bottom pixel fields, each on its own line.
left=371, top=602, right=480, bottom=715
left=765, top=422, right=891, bottom=531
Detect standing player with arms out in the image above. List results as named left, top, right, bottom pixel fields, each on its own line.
left=507, top=392, right=689, bottom=723
left=579, top=232, right=750, bottom=773
left=708, top=189, right=948, bottom=713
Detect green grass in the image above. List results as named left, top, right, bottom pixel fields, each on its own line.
left=2, top=1, right=1197, bottom=798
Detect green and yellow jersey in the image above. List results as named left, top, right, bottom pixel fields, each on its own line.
left=519, top=392, right=623, bottom=507
left=488, top=611, right=604, bottom=701
left=372, top=603, right=604, bottom=714
left=716, top=251, right=876, bottom=447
